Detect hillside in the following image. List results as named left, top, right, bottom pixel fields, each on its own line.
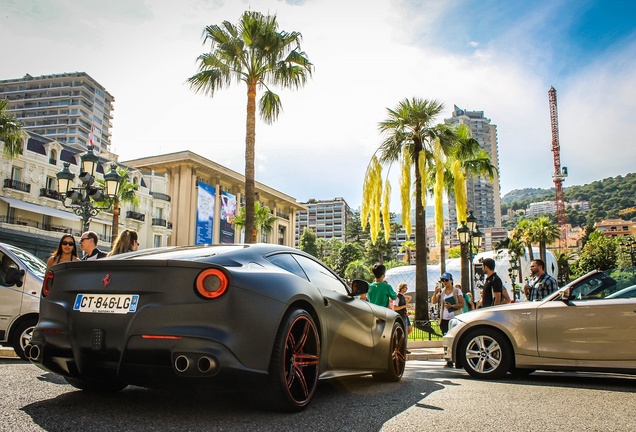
left=502, top=173, right=636, bottom=224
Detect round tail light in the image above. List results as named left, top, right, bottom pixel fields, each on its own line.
left=195, top=269, right=229, bottom=299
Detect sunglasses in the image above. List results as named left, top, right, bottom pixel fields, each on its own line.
left=440, top=278, right=449, bottom=282
left=80, top=238, right=89, bottom=242
left=61, top=241, right=75, bottom=246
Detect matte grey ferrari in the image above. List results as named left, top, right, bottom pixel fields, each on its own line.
left=27, top=244, right=406, bottom=411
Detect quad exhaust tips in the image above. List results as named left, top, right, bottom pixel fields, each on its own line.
left=24, top=344, right=40, bottom=361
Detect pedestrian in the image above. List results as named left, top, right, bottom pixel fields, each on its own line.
left=46, top=234, right=79, bottom=270
left=459, top=286, right=474, bottom=312
left=79, top=231, right=108, bottom=260
left=432, top=272, right=464, bottom=368
left=367, top=263, right=397, bottom=308
left=108, top=229, right=139, bottom=256
left=523, top=258, right=559, bottom=301
left=394, top=282, right=413, bottom=353
left=481, top=258, right=504, bottom=307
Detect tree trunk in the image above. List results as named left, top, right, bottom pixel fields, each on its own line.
left=244, top=82, right=257, bottom=244
left=460, top=242, right=469, bottom=295
left=414, top=148, right=429, bottom=324
left=439, top=232, right=446, bottom=273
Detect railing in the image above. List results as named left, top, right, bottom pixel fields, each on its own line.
left=150, top=192, right=171, bottom=202
left=276, top=211, right=289, bottom=220
left=152, top=218, right=167, bottom=227
left=126, top=210, right=145, bottom=222
left=3, top=179, right=31, bottom=193
left=0, top=215, right=73, bottom=234
left=39, top=187, right=60, bottom=199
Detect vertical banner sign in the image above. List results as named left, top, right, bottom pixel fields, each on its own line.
left=220, top=191, right=237, bottom=244
left=196, top=182, right=215, bottom=245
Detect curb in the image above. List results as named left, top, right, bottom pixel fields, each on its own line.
left=0, top=348, right=18, bottom=358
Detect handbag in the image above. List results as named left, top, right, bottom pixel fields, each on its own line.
left=453, top=289, right=464, bottom=316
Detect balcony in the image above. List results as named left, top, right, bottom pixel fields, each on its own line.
left=126, top=210, right=145, bottom=222
left=150, top=191, right=171, bottom=202
left=39, top=187, right=60, bottom=199
left=152, top=218, right=167, bottom=227
left=4, top=179, right=31, bottom=193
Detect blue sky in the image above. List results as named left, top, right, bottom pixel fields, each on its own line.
left=2, top=0, right=635, bottom=212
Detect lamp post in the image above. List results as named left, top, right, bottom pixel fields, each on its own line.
left=55, top=145, right=122, bottom=233
left=508, top=257, right=520, bottom=301
left=457, top=210, right=484, bottom=299
left=619, top=236, right=636, bottom=275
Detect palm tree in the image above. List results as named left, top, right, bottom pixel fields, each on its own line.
left=400, top=240, right=416, bottom=264
left=531, top=216, right=561, bottom=266
left=188, top=11, right=313, bottom=243
left=515, top=219, right=535, bottom=261
left=0, top=99, right=24, bottom=160
left=96, top=168, right=139, bottom=240
left=233, top=201, right=276, bottom=243
left=431, top=123, right=497, bottom=289
left=364, top=98, right=447, bottom=326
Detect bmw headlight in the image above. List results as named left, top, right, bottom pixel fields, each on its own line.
left=448, top=318, right=461, bottom=332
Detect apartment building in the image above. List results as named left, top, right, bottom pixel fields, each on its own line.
left=445, top=105, right=502, bottom=246
left=0, top=72, right=114, bottom=153
left=295, top=198, right=351, bottom=245
left=0, top=133, right=172, bottom=259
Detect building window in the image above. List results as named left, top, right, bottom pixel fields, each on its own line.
left=11, top=167, right=22, bottom=181
left=153, top=234, right=162, bottom=248
left=49, top=149, right=58, bottom=165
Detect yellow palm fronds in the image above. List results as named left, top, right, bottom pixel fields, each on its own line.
left=382, top=180, right=391, bottom=243
left=400, top=147, right=412, bottom=238
left=361, top=156, right=383, bottom=244
left=418, top=149, right=427, bottom=208
left=452, top=159, right=467, bottom=223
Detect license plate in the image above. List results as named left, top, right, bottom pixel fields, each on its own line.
left=73, top=294, right=139, bottom=314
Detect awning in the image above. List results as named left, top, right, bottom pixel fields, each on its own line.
left=0, top=197, right=81, bottom=222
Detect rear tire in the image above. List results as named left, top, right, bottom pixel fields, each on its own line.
left=11, top=319, right=37, bottom=361
left=459, top=328, right=512, bottom=380
left=64, top=376, right=127, bottom=392
left=373, top=321, right=406, bottom=382
left=266, top=308, right=320, bottom=412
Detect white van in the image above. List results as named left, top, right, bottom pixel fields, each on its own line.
left=0, top=242, right=46, bottom=360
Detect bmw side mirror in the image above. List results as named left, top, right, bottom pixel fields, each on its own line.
left=560, top=287, right=571, bottom=303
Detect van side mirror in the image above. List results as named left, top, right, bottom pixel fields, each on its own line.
left=5, top=268, right=25, bottom=287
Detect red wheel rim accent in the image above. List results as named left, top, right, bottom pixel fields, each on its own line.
left=390, top=325, right=406, bottom=376
left=283, top=315, right=320, bottom=406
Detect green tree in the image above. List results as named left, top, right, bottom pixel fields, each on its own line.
left=576, top=231, right=618, bottom=273
left=345, top=259, right=373, bottom=281
left=188, top=11, right=312, bottom=243
left=0, top=99, right=24, bottom=160
left=332, top=242, right=364, bottom=277
left=531, top=216, right=561, bottom=265
left=364, top=98, right=447, bottom=326
left=95, top=168, right=139, bottom=240
left=399, top=240, right=416, bottom=264
left=298, top=227, right=318, bottom=257
left=233, top=201, right=276, bottom=242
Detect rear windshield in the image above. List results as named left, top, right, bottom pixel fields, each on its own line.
left=127, top=245, right=246, bottom=261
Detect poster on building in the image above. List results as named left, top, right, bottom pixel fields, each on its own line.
left=219, top=191, right=236, bottom=244
left=196, top=182, right=215, bottom=244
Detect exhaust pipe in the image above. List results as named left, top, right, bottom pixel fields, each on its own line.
left=24, top=344, right=32, bottom=359
left=28, top=344, right=40, bottom=361
left=197, top=356, right=216, bottom=373
left=174, top=355, right=190, bottom=373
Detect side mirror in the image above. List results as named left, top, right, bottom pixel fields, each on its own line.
left=350, top=279, right=369, bottom=297
left=4, top=268, right=25, bottom=287
left=560, top=287, right=571, bottom=303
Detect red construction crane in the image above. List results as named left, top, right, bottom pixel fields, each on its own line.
left=548, top=86, right=568, bottom=249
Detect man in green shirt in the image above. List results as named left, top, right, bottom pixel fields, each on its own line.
left=367, top=263, right=397, bottom=308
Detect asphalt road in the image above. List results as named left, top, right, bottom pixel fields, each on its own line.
left=1, top=357, right=634, bottom=432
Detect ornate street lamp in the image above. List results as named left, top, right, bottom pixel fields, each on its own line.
left=457, top=211, right=484, bottom=299
left=55, top=145, right=122, bottom=232
left=508, top=257, right=520, bottom=301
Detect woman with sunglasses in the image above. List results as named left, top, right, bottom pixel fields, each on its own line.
left=46, top=234, right=79, bottom=270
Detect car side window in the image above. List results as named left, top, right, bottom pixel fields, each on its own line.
left=292, top=254, right=349, bottom=296
left=267, top=253, right=309, bottom=281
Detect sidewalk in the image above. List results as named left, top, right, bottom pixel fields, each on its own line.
left=406, top=340, right=444, bottom=361
left=0, top=347, right=18, bottom=358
